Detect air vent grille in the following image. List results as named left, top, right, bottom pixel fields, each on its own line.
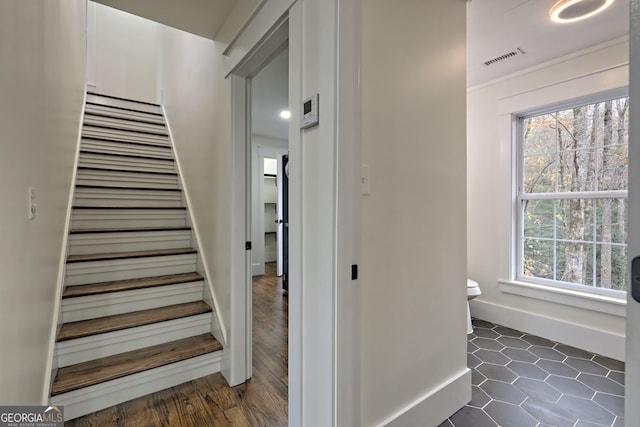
left=483, top=48, right=525, bottom=67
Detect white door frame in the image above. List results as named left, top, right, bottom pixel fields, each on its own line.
left=225, top=0, right=299, bottom=414
left=226, top=1, right=361, bottom=425
left=626, top=0, right=640, bottom=422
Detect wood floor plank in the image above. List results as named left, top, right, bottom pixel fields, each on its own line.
left=67, top=248, right=196, bottom=263
left=51, top=333, right=222, bottom=396
left=62, top=272, right=203, bottom=298
left=57, top=301, right=211, bottom=341
left=65, top=263, right=288, bottom=426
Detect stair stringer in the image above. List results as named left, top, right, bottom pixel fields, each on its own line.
left=162, top=106, right=226, bottom=348
left=43, top=91, right=88, bottom=403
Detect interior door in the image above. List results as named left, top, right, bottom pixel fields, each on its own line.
left=627, top=1, right=640, bottom=422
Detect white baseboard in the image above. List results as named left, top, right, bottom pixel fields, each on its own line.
left=471, top=299, right=626, bottom=361
left=379, top=368, right=471, bottom=427
left=52, top=350, right=222, bottom=421
left=252, top=262, right=264, bottom=276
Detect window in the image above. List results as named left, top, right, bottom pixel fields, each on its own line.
left=517, top=96, right=629, bottom=294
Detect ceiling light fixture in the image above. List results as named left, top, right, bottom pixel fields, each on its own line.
left=549, top=0, right=615, bottom=23
left=280, top=110, right=291, bottom=119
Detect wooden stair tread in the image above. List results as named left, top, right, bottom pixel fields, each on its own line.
left=62, top=272, right=204, bottom=299
left=69, top=226, right=191, bottom=234
left=81, top=136, right=171, bottom=149
left=72, top=205, right=186, bottom=210
left=78, top=166, right=177, bottom=176
left=83, top=123, right=168, bottom=137
left=85, top=101, right=164, bottom=117
left=67, top=248, right=196, bottom=263
left=87, top=92, right=162, bottom=108
left=76, top=184, right=182, bottom=192
left=57, top=301, right=212, bottom=342
left=84, top=111, right=166, bottom=127
left=79, top=149, right=174, bottom=162
left=51, top=333, right=222, bottom=396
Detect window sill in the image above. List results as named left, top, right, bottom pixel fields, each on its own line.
left=499, top=279, right=627, bottom=317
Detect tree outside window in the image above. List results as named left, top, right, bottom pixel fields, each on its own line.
left=518, top=96, right=629, bottom=292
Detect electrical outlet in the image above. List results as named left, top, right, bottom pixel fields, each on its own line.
left=29, top=186, right=36, bottom=220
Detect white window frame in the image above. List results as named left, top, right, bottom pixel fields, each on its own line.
left=513, top=92, right=629, bottom=299
left=498, top=63, right=629, bottom=317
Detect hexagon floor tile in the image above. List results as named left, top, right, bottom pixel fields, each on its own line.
left=440, top=319, right=625, bottom=427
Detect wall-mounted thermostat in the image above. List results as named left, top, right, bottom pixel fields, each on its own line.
left=300, top=94, right=319, bottom=129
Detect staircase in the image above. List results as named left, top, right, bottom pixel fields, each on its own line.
left=50, top=93, right=223, bottom=420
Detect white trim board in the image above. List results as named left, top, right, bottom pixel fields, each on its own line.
left=44, top=90, right=88, bottom=403
left=499, top=280, right=626, bottom=318
left=378, top=369, right=471, bottom=427
left=470, top=299, right=626, bottom=361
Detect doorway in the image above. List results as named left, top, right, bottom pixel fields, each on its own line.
left=249, top=44, right=289, bottom=282
left=247, top=35, right=291, bottom=421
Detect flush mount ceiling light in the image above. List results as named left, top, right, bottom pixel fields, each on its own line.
left=280, top=110, right=291, bottom=119
left=549, top=0, right=615, bottom=23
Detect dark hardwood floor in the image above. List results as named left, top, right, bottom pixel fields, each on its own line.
left=66, top=262, right=288, bottom=427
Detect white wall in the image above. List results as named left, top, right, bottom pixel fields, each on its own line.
left=467, top=39, right=629, bottom=361
left=360, top=1, right=470, bottom=425
left=0, top=0, right=86, bottom=404
left=88, top=2, right=159, bottom=103
left=158, top=25, right=232, bottom=345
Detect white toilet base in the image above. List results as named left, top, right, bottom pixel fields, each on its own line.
left=466, top=301, right=473, bottom=334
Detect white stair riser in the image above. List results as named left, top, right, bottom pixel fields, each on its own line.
left=81, top=140, right=173, bottom=159
left=79, top=153, right=175, bottom=172
left=77, top=170, right=179, bottom=189
left=74, top=188, right=184, bottom=207
left=65, top=254, right=197, bottom=286
left=68, top=230, right=193, bottom=255
left=84, top=126, right=169, bottom=146
left=51, top=351, right=222, bottom=421
left=56, top=313, right=212, bottom=367
left=86, top=94, right=162, bottom=115
left=62, top=281, right=204, bottom=322
left=85, top=105, right=165, bottom=124
left=71, top=209, right=188, bottom=229
left=84, top=115, right=167, bottom=135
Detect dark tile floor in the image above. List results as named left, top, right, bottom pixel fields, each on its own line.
left=440, top=319, right=625, bottom=427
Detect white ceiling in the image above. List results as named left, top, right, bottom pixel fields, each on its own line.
left=251, top=48, right=289, bottom=140
left=93, top=0, right=630, bottom=130
left=92, top=0, right=238, bottom=40
left=467, top=0, right=629, bottom=87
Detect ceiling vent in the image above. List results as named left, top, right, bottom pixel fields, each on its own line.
left=483, top=48, right=526, bottom=67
